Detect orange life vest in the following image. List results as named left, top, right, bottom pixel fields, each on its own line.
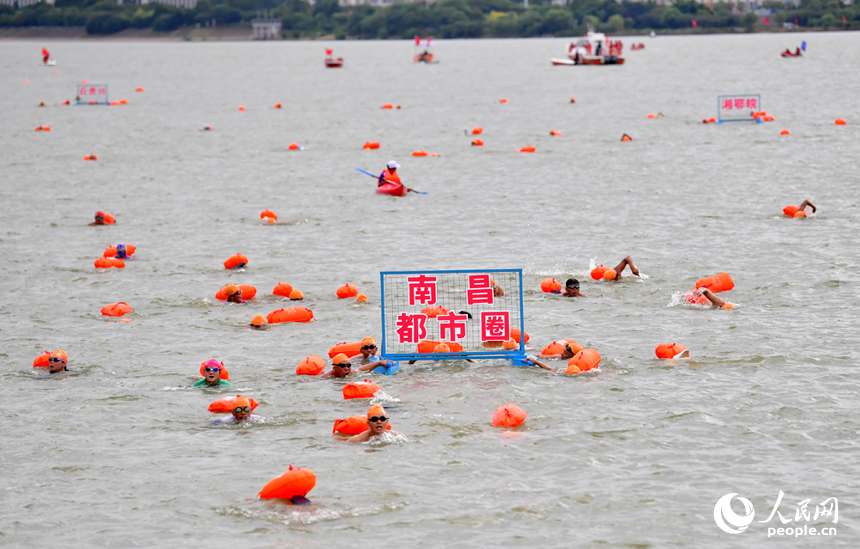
left=380, top=169, right=401, bottom=185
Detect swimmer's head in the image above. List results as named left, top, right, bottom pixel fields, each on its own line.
left=48, top=350, right=67, bottom=373
left=250, top=314, right=266, bottom=329
left=367, top=405, right=388, bottom=433
left=367, top=405, right=386, bottom=419
left=95, top=211, right=105, bottom=219
left=116, top=244, right=127, bottom=257
left=565, top=278, right=580, bottom=290
left=232, top=395, right=252, bottom=421
left=223, top=284, right=240, bottom=296
left=332, top=354, right=352, bottom=377
left=360, top=337, right=377, bottom=356
left=603, top=269, right=617, bottom=281
left=202, top=359, right=223, bottom=382
left=289, top=289, right=303, bottom=300
left=433, top=343, right=451, bottom=353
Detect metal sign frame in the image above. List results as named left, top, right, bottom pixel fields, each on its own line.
left=717, top=93, right=762, bottom=123
left=75, top=84, right=109, bottom=105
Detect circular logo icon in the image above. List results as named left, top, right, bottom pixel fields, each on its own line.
left=714, top=493, right=755, bottom=534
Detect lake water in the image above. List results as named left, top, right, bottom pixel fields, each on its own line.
left=2, top=32, right=859, bottom=547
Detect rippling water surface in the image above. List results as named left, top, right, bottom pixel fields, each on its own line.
left=2, top=33, right=859, bottom=547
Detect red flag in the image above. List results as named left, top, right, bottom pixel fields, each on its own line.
left=692, top=19, right=697, bottom=27
left=42, top=47, right=49, bottom=56
left=325, top=49, right=332, bottom=55
left=843, top=16, right=847, bottom=23
left=415, top=35, right=420, bottom=46
left=763, top=17, right=770, bottom=25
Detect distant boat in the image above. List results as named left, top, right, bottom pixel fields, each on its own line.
left=324, top=48, right=343, bottom=68
left=554, top=31, right=625, bottom=66
left=650, top=31, right=656, bottom=38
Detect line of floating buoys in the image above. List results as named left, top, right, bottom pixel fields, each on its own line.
left=274, top=103, right=282, bottom=109
left=471, top=139, right=483, bottom=146
left=267, top=306, right=314, bottom=323
left=499, top=98, right=508, bottom=103
left=273, top=282, right=293, bottom=297
left=780, top=129, right=790, bottom=135
left=288, top=143, right=302, bottom=150
left=328, top=341, right=362, bottom=358
left=655, top=343, right=687, bottom=359
left=238, top=106, right=245, bottom=111
left=363, top=141, right=380, bottom=150
left=550, top=129, right=563, bottom=136
left=333, top=416, right=392, bottom=435
left=289, top=289, right=303, bottom=300
left=216, top=284, right=256, bottom=300
left=472, top=126, right=483, bottom=135
left=83, top=154, right=98, bottom=161
left=101, top=302, right=132, bottom=317
left=417, top=340, right=463, bottom=353
left=250, top=315, right=266, bottom=328
left=203, top=125, right=212, bottom=131
left=343, top=379, right=381, bottom=400
left=356, top=293, right=368, bottom=302
left=336, top=283, right=359, bottom=299
left=518, top=146, right=536, bottom=153
left=540, top=278, right=562, bottom=293
left=33, top=349, right=66, bottom=367
left=103, top=244, right=135, bottom=257
left=382, top=104, right=394, bottom=109
left=491, top=403, right=527, bottom=427
left=510, top=328, right=529, bottom=344
left=258, top=466, right=316, bottom=501
left=200, top=359, right=229, bottom=379
left=260, top=209, right=278, bottom=222
left=135, top=87, right=144, bottom=92
left=541, top=339, right=583, bottom=356
left=223, top=253, right=248, bottom=269
left=421, top=305, right=450, bottom=318
left=567, top=349, right=600, bottom=374
left=208, top=395, right=257, bottom=413
left=835, top=118, right=846, bottom=125
left=94, top=257, right=124, bottom=268
left=296, top=355, right=325, bottom=375
left=696, top=272, right=734, bottom=292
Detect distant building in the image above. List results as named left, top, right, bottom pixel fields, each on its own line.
left=1, top=0, right=54, bottom=6
left=251, top=16, right=282, bottom=39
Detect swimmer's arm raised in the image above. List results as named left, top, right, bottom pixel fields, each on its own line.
left=798, top=200, right=816, bottom=213
left=696, top=288, right=726, bottom=308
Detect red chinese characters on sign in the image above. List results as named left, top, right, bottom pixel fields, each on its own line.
left=396, top=313, right=427, bottom=344
left=437, top=311, right=469, bottom=341
left=467, top=274, right=494, bottom=305
left=722, top=99, right=733, bottom=110
left=746, top=98, right=757, bottom=109
left=734, top=98, right=745, bottom=109
left=480, top=311, right=509, bottom=342
left=78, top=87, right=107, bottom=97
left=407, top=275, right=437, bottom=306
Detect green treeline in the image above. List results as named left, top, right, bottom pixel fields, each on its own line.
left=1, top=0, right=857, bottom=37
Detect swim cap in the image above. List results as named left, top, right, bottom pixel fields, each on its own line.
left=433, top=344, right=451, bottom=353
left=202, top=359, right=221, bottom=369
left=289, top=289, right=303, bottom=300
left=603, top=269, right=617, bottom=280
left=223, top=284, right=240, bottom=296
left=95, top=211, right=104, bottom=217
left=356, top=293, right=368, bottom=302
left=250, top=314, right=266, bottom=326
left=360, top=337, right=376, bottom=347
left=367, top=405, right=386, bottom=419
left=233, top=396, right=250, bottom=409
left=51, top=349, right=68, bottom=362
left=333, top=353, right=350, bottom=366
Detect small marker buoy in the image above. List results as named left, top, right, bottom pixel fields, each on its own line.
left=471, top=138, right=483, bottom=146
left=518, top=145, right=536, bottom=153
left=471, top=126, right=483, bottom=135
left=835, top=118, right=846, bottom=125
left=260, top=209, right=278, bottom=222
left=336, top=283, right=359, bottom=299
left=492, top=403, right=527, bottom=427
left=274, top=102, right=282, bottom=109
left=570, top=97, right=575, bottom=103
left=550, top=129, right=563, bottom=136
left=119, top=99, right=128, bottom=105
left=780, top=129, right=790, bottom=135
left=540, top=278, right=561, bottom=293
left=362, top=141, right=380, bottom=150
left=381, top=104, right=394, bottom=109
left=647, top=113, right=656, bottom=119
left=288, top=143, right=301, bottom=150
left=136, top=87, right=144, bottom=92
left=238, top=106, right=245, bottom=111
left=499, top=98, right=507, bottom=103
left=655, top=343, right=687, bottom=359
left=708, top=117, right=716, bottom=123
left=412, top=150, right=428, bottom=157
left=42, top=126, right=51, bottom=131
left=223, top=253, right=249, bottom=269
left=82, top=79, right=88, bottom=83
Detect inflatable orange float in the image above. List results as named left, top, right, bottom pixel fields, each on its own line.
left=83, top=154, right=98, bottom=161
left=647, top=113, right=656, bottom=119
left=655, top=343, right=687, bottom=359
left=417, top=340, right=464, bottom=353
left=101, top=302, right=132, bottom=317
left=328, top=342, right=362, bottom=358
left=566, top=349, right=601, bottom=374
left=199, top=359, right=229, bottom=379
left=260, top=209, right=278, bottom=222
left=135, top=87, right=144, bottom=92
left=216, top=284, right=256, bottom=300
left=103, top=244, right=136, bottom=258
left=336, top=283, right=359, bottom=299
left=266, top=307, right=314, bottom=323
left=333, top=416, right=392, bottom=435
left=540, top=278, right=562, bottom=293
left=695, top=272, right=734, bottom=293
left=363, top=142, right=380, bottom=150
left=835, top=118, right=846, bottom=125
left=94, top=257, right=124, bottom=269
left=356, top=293, right=368, bottom=302
left=471, top=138, right=484, bottom=146
left=510, top=328, right=529, bottom=344
left=499, top=98, right=508, bottom=103
left=33, top=349, right=66, bottom=367
left=412, top=150, right=428, bottom=157
left=288, top=143, right=301, bottom=150
left=296, top=355, right=325, bottom=375
left=782, top=205, right=800, bottom=216
left=421, top=305, right=450, bottom=318
left=518, top=146, right=536, bottom=153
left=223, top=253, right=248, bottom=269
left=343, top=379, right=381, bottom=400
left=258, top=466, right=316, bottom=501
left=274, top=102, right=282, bottom=109
left=550, top=129, right=563, bottom=136
left=273, top=282, right=293, bottom=297
left=492, top=403, right=527, bottom=427
left=590, top=265, right=607, bottom=280
left=382, top=104, right=394, bottom=109
left=238, top=106, right=245, bottom=111
left=541, top=340, right=583, bottom=356
left=472, top=127, right=483, bottom=134
left=208, top=395, right=258, bottom=413
left=780, top=129, right=790, bottom=135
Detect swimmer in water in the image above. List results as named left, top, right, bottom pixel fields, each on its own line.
left=604, top=256, right=640, bottom=281
left=249, top=315, right=267, bottom=330
left=561, top=278, right=586, bottom=297
left=194, top=360, right=232, bottom=387
left=321, top=353, right=393, bottom=378
left=88, top=211, right=107, bottom=226
left=796, top=200, right=816, bottom=214
left=348, top=405, right=406, bottom=443
left=539, top=342, right=578, bottom=361
left=48, top=351, right=69, bottom=373
left=114, top=244, right=128, bottom=259
left=223, top=284, right=244, bottom=304
left=213, top=396, right=262, bottom=425
left=621, top=133, right=633, bottom=142
left=690, top=287, right=735, bottom=309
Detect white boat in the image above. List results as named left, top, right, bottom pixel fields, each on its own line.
left=559, top=31, right=625, bottom=66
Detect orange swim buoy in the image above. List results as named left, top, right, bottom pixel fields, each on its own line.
left=603, top=269, right=617, bottom=281
left=62, top=100, right=69, bottom=105
left=510, top=328, right=529, bottom=345
left=101, top=302, right=132, bottom=317
left=471, top=139, right=483, bottom=146
left=708, top=117, right=716, bottom=123
left=135, top=87, right=144, bottom=92
left=102, top=212, right=115, bottom=224
left=223, top=253, right=248, bottom=269
left=208, top=395, right=258, bottom=413
left=835, top=118, right=846, bottom=125
left=274, top=103, right=282, bottom=109
left=199, top=359, right=229, bottom=379
left=363, top=142, right=380, bottom=150
left=695, top=272, right=734, bottom=293
left=412, top=150, right=428, bottom=157
left=491, top=403, right=527, bottom=427
left=258, top=466, right=316, bottom=500
left=356, top=293, right=368, bottom=302
left=103, top=244, right=136, bottom=257
left=382, top=104, right=394, bottom=109
left=499, top=98, right=508, bottom=103
left=783, top=205, right=799, bottom=216
left=83, top=155, right=98, bottom=161
left=472, top=126, right=483, bottom=135
left=590, top=265, right=607, bottom=280
left=421, top=305, right=450, bottom=318
left=550, top=129, right=563, bottom=136
left=216, top=284, right=256, bottom=300
left=94, top=257, right=124, bottom=269
left=289, top=289, right=303, bottom=300
left=343, top=379, right=381, bottom=400
left=417, top=340, right=464, bottom=353
left=296, top=355, right=325, bottom=375
left=266, top=307, right=314, bottom=323
left=541, top=340, right=583, bottom=356
left=794, top=211, right=806, bottom=218
left=540, top=278, right=562, bottom=294
left=621, top=135, right=632, bottom=142
left=567, top=349, right=601, bottom=374
left=119, top=99, right=128, bottom=105
left=238, top=106, right=245, bottom=111
left=780, top=129, right=790, bottom=135
left=333, top=415, right=392, bottom=435
left=273, top=282, right=293, bottom=297
left=288, top=143, right=301, bottom=150
left=518, top=146, right=536, bottom=153
left=260, top=209, right=278, bottom=222
left=647, top=113, right=656, bottom=119
left=655, top=343, right=687, bottom=359
left=328, top=341, right=362, bottom=358
left=570, top=97, right=576, bottom=103
left=336, top=283, right=359, bottom=299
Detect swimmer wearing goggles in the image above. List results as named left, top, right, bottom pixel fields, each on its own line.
left=48, top=354, right=68, bottom=373
left=194, top=359, right=232, bottom=387
left=321, top=350, right=394, bottom=378
left=562, top=278, right=586, bottom=298
left=348, top=405, right=406, bottom=443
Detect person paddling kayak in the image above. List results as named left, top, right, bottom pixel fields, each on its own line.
left=377, top=160, right=409, bottom=197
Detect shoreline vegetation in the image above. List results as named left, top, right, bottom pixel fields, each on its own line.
left=1, top=0, right=857, bottom=40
